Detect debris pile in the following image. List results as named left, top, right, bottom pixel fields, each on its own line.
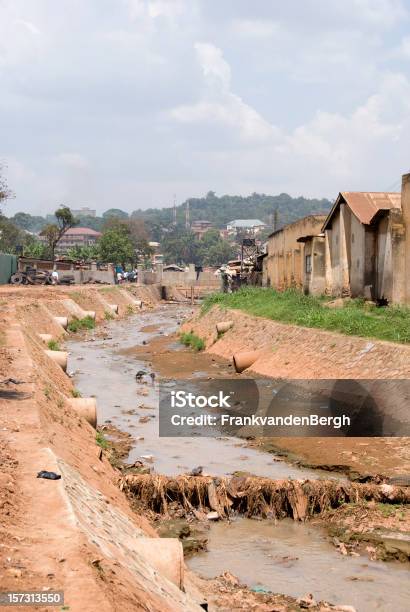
left=119, top=474, right=410, bottom=521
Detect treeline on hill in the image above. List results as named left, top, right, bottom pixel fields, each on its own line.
left=1, top=191, right=331, bottom=267
left=8, top=192, right=331, bottom=237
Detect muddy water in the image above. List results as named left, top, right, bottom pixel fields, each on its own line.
left=67, top=305, right=410, bottom=611
left=188, top=519, right=410, bottom=611
left=67, top=305, right=335, bottom=480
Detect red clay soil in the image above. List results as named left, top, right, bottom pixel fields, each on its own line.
left=183, top=306, right=410, bottom=479
left=0, top=286, right=205, bottom=612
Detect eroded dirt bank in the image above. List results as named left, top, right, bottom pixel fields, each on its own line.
left=0, top=287, right=410, bottom=610
left=0, top=284, right=211, bottom=611
left=181, top=305, right=410, bottom=480
left=1, top=284, right=355, bottom=612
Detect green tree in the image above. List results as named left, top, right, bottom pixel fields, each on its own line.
left=203, top=240, right=237, bottom=266
left=102, top=208, right=129, bottom=220
left=162, top=228, right=201, bottom=266
left=40, top=206, right=76, bottom=259
left=0, top=216, right=24, bottom=253
left=67, top=244, right=100, bottom=261
left=22, top=236, right=49, bottom=259
left=99, top=226, right=135, bottom=266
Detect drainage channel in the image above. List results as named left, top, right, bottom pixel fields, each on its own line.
left=67, top=305, right=337, bottom=480
left=188, top=518, right=410, bottom=611
left=67, top=305, right=410, bottom=611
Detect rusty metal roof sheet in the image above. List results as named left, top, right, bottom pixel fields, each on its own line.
left=322, top=192, right=401, bottom=230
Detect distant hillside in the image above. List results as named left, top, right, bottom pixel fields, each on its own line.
left=131, top=192, right=332, bottom=230
left=9, top=192, right=332, bottom=237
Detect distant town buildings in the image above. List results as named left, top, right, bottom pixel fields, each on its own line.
left=55, top=227, right=101, bottom=254
left=263, top=172, right=410, bottom=305
left=227, top=219, right=267, bottom=235
left=191, top=220, right=213, bottom=239
left=72, top=207, right=96, bottom=218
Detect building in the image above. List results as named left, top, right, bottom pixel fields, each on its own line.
left=263, top=215, right=326, bottom=290
left=55, top=227, right=101, bottom=253
left=227, top=219, right=267, bottom=235
left=321, top=178, right=410, bottom=304
left=262, top=171, right=410, bottom=305
left=72, top=207, right=96, bottom=218
left=191, top=220, right=213, bottom=239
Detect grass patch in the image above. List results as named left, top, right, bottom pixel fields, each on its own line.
left=180, top=331, right=205, bottom=351
left=104, top=310, right=115, bottom=320
left=67, top=315, right=96, bottom=333
left=202, top=287, right=410, bottom=344
left=47, top=339, right=60, bottom=351
left=126, top=304, right=135, bottom=315
left=71, top=388, right=81, bottom=398
left=96, top=431, right=109, bottom=449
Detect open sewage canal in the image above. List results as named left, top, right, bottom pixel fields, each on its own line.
left=67, top=305, right=410, bottom=611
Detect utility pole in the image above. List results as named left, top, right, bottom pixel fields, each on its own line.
left=185, top=200, right=190, bottom=228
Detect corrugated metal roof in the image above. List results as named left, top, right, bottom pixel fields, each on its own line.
left=227, top=219, right=265, bottom=228
left=322, top=192, right=401, bottom=230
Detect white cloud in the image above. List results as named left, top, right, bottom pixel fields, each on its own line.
left=231, top=19, right=280, bottom=39
left=169, top=43, right=278, bottom=144
left=54, top=153, right=89, bottom=170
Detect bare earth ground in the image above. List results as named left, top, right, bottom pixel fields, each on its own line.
left=182, top=305, right=410, bottom=480
left=1, top=285, right=352, bottom=612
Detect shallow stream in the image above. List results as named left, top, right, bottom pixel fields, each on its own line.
left=67, top=305, right=410, bottom=612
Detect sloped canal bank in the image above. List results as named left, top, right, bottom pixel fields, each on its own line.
left=67, top=305, right=410, bottom=612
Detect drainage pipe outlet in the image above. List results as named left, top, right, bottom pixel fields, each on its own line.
left=232, top=350, right=261, bottom=373
left=38, top=333, right=53, bottom=343
left=136, top=538, right=184, bottom=590
left=82, top=310, right=96, bottom=320
left=108, top=304, right=119, bottom=314
left=134, top=300, right=143, bottom=309
left=54, top=316, right=68, bottom=330
left=68, top=398, right=97, bottom=428
left=44, top=350, right=68, bottom=372
left=216, top=321, right=234, bottom=334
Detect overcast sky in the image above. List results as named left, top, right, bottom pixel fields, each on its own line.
left=1, top=0, right=410, bottom=216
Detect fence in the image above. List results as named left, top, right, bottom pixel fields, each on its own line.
left=0, top=253, right=17, bottom=284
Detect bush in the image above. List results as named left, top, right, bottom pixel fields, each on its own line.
left=180, top=331, right=205, bottom=351
left=47, top=339, right=60, bottom=351
left=67, top=315, right=95, bottom=333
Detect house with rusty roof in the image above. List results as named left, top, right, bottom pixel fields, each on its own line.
left=321, top=181, right=409, bottom=303
left=262, top=172, right=410, bottom=304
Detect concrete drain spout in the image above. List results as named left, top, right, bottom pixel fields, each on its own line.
left=82, top=310, right=96, bottom=320
left=68, top=398, right=97, bottom=428
left=54, top=316, right=68, bottom=330
left=136, top=538, right=184, bottom=590
left=232, top=350, right=262, bottom=373
left=216, top=320, right=234, bottom=334
left=44, top=350, right=68, bottom=372
left=38, top=333, right=53, bottom=343
left=108, top=304, right=119, bottom=314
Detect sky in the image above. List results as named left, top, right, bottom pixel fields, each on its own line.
left=1, top=0, right=410, bottom=216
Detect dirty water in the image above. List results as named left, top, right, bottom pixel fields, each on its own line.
left=187, top=518, right=410, bottom=612
left=67, top=305, right=410, bottom=611
left=67, top=306, right=338, bottom=480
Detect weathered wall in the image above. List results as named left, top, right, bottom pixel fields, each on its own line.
left=264, top=215, right=325, bottom=290
left=401, top=173, right=410, bottom=304
left=303, top=236, right=326, bottom=295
